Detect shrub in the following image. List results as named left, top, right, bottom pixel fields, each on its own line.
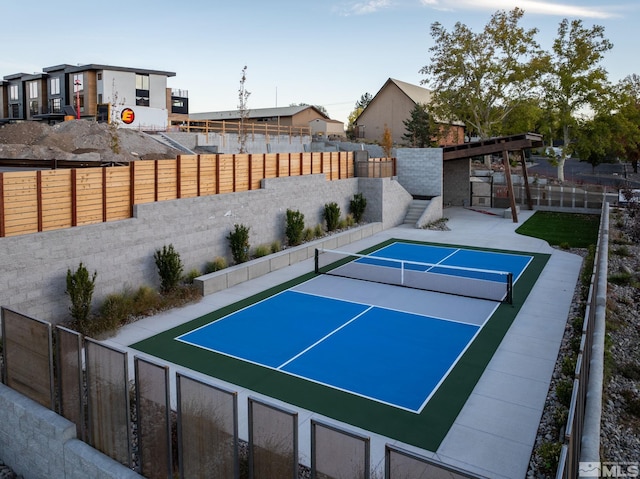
left=621, top=389, right=640, bottom=417
left=154, top=244, right=184, bottom=294
left=227, top=223, right=250, bottom=264
left=131, top=285, right=160, bottom=316
left=323, top=202, right=341, bottom=232
left=66, top=263, right=97, bottom=331
left=608, top=272, right=632, bottom=286
left=302, top=227, right=315, bottom=242
left=253, top=244, right=271, bottom=258
left=561, top=355, right=576, bottom=377
left=556, top=379, right=573, bottom=408
left=183, top=269, right=201, bottom=285
left=349, top=193, right=367, bottom=223
left=285, top=209, right=305, bottom=246
left=537, top=441, right=562, bottom=474
left=99, top=292, right=134, bottom=330
left=270, top=240, right=281, bottom=253
left=618, top=362, right=640, bottom=381
left=313, top=223, right=324, bottom=238
left=204, top=256, right=227, bottom=274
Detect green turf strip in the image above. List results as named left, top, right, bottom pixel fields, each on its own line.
left=131, top=239, right=550, bottom=451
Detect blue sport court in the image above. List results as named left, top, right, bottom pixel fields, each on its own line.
left=132, top=239, right=547, bottom=450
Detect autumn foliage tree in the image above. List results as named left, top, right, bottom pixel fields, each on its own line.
left=381, top=124, right=393, bottom=158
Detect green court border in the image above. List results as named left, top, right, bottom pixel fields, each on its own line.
left=131, top=239, right=550, bottom=451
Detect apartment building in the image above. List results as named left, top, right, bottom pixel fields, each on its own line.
left=0, top=64, right=187, bottom=131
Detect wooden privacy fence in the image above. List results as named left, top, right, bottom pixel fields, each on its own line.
left=0, top=151, right=354, bottom=238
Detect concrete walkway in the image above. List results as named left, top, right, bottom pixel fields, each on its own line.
left=104, top=206, right=583, bottom=478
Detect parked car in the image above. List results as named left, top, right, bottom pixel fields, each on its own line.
left=546, top=146, right=570, bottom=159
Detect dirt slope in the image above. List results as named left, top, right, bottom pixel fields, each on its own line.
left=0, top=121, right=180, bottom=164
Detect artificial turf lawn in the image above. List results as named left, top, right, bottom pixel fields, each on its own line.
left=131, top=239, right=550, bottom=451
left=515, top=211, right=600, bottom=248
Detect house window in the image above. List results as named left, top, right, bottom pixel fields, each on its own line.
left=50, top=77, right=60, bottom=95
left=50, top=97, right=61, bottom=113
left=9, top=84, right=18, bottom=101
left=28, top=81, right=38, bottom=100
left=136, top=74, right=149, bottom=90
left=136, top=74, right=150, bottom=106
left=97, top=72, right=102, bottom=80
left=72, top=74, right=84, bottom=113
left=29, top=100, right=39, bottom=116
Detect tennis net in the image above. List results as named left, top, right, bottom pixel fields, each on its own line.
left=315, top=248, right=513, bottom=303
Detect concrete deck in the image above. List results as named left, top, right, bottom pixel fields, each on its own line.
left=104, top=206, right=583, bottom=478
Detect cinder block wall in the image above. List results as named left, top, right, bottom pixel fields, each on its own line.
left=0, top=175, right=409, bottom=324
left=443, top=158, right=471, bottom=206
left=0, top=383, right=141, bottom=479
left=395, top=148, right=443, bottom=198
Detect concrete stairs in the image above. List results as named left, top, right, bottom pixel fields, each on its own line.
left=148, top=132, right=196, bottom=155
left=403, top=199, right=430, bottom=225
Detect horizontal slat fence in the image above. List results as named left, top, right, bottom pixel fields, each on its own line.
left=0, top=152, right=354, bottom=238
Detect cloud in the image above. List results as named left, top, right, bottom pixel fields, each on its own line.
left=336, top=0, right=392, bottom=16
left=421, top=0, right=622, bottom=19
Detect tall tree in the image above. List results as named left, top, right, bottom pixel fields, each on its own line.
left=238, top=65, right=251, bottom=154
left=611, top=74, right=640, bottom=174
left=355, top=93, right=373, bottom=110
left=402, top=103, right=437, bottom=147
left=420, top=8, right=546, bottom=140
left=542, top=19, right=613, bottom=182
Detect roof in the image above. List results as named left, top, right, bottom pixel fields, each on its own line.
left=43, top=64, right=176, bottom=77
left=386, top=78, right=433, bottom=105
left=190, top=105, right=330, bottom=121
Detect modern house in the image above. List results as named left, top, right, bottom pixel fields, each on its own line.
left=188, top=105, right=343, bottom=134
left=0, top=64, right=186, bottom=131
left=354, top=78, right=465, bottom=146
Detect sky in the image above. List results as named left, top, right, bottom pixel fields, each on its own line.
left=2, top=0, right=638, bottom=126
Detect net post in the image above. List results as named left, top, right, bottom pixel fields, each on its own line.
left=314, top=248, right=319, bottom=274
left=506, top=272, right=514, bottom=305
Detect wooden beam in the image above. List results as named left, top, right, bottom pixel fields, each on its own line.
left=502, top=149, right=518, bottom=223
left=520, top=150, right=533, bottom=210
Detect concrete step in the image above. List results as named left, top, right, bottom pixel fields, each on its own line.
left=403, top=199, right=431, bottom=224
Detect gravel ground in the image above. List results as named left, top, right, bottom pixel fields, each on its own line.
left=528, top=203, right=640, bottom=478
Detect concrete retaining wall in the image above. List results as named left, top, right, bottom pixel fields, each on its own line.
left=416, top=196, right=444, bottom=228
left=196, top=222, right=383, bottom=295
left=0, top=175, right=411, bottom=324
left=0, top=383, right=141, bottom=479
left=163, top=131, right=312, bottom=154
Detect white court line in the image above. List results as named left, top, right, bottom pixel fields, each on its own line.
left=276, top=305, right=373, bottom=370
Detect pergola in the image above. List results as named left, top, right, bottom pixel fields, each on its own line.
left=442, top=132, right=544, bottom=222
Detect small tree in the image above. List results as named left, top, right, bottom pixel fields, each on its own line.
left=238, top=66, right=251, bottom=154
left=66, top=262, right=97, bottom=329
left=227, top=224, right=250, bottom=264
left=154, top=244, right=184, bottom=294
left=285, top=209, right=305, bottom=246
left=402, top=103, right=437, bottom=147
left=349, top=193, right=367, bottom=223
left=323, top=202, right=341, bottom=232
left=381, top=124, right=393, bottom=158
